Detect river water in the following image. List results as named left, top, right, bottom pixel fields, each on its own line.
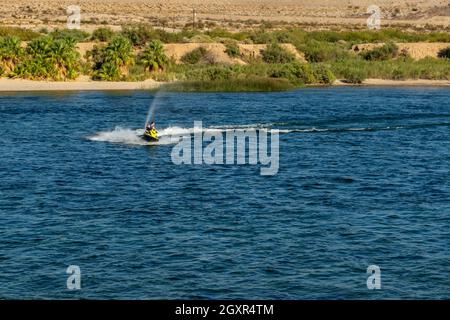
left=0, top=87, right=449, bottom=299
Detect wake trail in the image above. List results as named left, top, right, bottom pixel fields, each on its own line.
left=87, top=122, right=450, bottom=146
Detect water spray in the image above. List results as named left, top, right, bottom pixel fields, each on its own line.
left=145, top=88, right=167, bottom=129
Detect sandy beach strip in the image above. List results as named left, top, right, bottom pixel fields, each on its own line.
left=1, top=78, right=450, bottom=92
left=335, top=79, right=450, bottom=86
left=0, top=78, right=164, bottom=92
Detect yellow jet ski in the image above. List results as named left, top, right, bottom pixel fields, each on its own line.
left=142, top=128, right=158, bottom=142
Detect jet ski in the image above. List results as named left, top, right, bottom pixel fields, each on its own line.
left=142, top=128, right=158, bottom=142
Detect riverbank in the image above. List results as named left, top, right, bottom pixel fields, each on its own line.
left=1, top=78, right=450, bottom=92
left=334, top=79, right=450, bottom=87
left=0, top=78, right=164, bottom=92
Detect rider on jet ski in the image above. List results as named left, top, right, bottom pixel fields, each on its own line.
left=146, top=121, right=156, bottom=132
left=144, top=121, right=158, bottom=141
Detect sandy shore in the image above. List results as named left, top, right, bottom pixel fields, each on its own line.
left=1, top=78, right=450, bottom=92
left=0, top=78, right=164, bottom=92
left=335, top=79, right=450, bottom=86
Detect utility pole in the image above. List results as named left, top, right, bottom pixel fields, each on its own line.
left=193, top=8, right=196, bottom=29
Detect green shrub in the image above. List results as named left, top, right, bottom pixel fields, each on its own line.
left=262, top=43, right=296, bottom=64
left=50, top=29, right=89, bottom=42
left=249, top=30, right=276, bottom=44
left=188, top=34, right=213, bottom=43
left=391, top=67, right=407, bottom=80
left=120, top=24, right=159, bottom=46
left=182, top=65, right=233, bottom=81
left=164, top=77, right=294, bottom=92
left=0, top=27, right=40, bottom=41
left=437, top=47, right=450, bottom=59
left=181, top=47, right=208, bottom=64
left=311, top=64, right=336, bottom=84
left=361, top=42, right=399, bottom=61
left=270, top=62, right=316, bottom=85
left=205, top=28, right=248, bottom=41
left=124, top=64, right=148, bottom=81
left=91, top=27, right=115, bottom=42
left=224, top=42, right=240, bottom=58
left=157, top=28, right=202, bottom=43
left=341, top=67, right=367, bottom=84
left=330, top=56, right=450, bottom=81
left=148, top=71, right=177, bottom=82
left=272, top=30, right=296, bottom=43
left=299, top=40, right=350, bottom=63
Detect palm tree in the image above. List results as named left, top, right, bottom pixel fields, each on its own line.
left=51, top=39, right=80, bottom=79
left=95, top=62, right=120, bottom=81
left=0, top=36, right=23, bottom=73
left=11, top=36, right=81, bottom=80
left=86, top=36, right=135, bottom=80
left=140, top=40, right=168, bottom=72
left=104, top=36, right=134, bottom=68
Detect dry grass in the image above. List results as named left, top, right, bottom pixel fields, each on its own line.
left=1, top=0, right=449, bottom=32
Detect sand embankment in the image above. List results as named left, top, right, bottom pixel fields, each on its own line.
left=0, top=78, right=164, bottom=92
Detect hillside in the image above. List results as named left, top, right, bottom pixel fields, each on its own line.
left=1, top=0, right=449, bottom=31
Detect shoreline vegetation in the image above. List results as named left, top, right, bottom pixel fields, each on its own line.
left=0, top=25, right=450, bottom=92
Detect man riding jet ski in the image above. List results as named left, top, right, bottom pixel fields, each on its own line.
left=142, top=121, right=158, bottom=142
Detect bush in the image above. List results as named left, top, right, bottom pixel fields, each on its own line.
left=361, top=42, right=399, bottom=61
left=312, top=64, right=336, bottom=84
left=164, top=77, right=294, bottom=92
left=391, top=67, right=407, bottom=80
left=224, top=42, right=240, bottom=58
left=341, top=67, right=367, bottom=84
left=262, top=43, right=296, bottom=64
left=49, top=29, right=89, bottom=42
left=120, top=24, right=158, bottom=46
left=181, top=47, right=208, bottom=64
left=183, top=66, right=233, bottom=81
left=91, top=27, right=115, bottom=42
left=299, top=40, right=350, bottom=63
left=124, top=64, right=148, bottom=81
left=188, top=34, right=213, bottom=43
left=270, top=62, right=316, bottom=85
left=437, top=47, right=450, bottom=59
left=249, top=30, right=276, bottom=44
left=205, top=28, right=248, bottom=41
left=330, top=56, right=450, bottom=81
left=0, top=27, right=40, bottom=41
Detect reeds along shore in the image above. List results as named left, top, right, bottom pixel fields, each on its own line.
left=0, top=25, right=450, bottom=91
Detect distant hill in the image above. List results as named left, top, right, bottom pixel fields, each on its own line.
left=1, top=0, right=449, bottom=31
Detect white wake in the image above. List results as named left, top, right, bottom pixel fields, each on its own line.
left=87, top=125, right=280, bottom=146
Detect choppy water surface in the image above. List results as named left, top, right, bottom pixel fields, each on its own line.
left=0, top=87, right=449, bottom=299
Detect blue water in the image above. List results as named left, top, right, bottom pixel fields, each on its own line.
left=0, top=87, right=449, bottom=299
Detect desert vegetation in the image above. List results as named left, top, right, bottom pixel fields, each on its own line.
left=0, top=25, right=449, bottom=90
